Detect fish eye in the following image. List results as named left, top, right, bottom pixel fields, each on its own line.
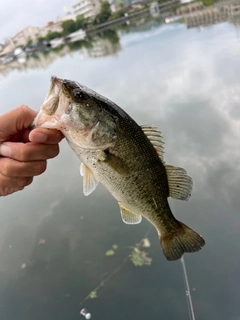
left=73, top=88, right=86, bottom=101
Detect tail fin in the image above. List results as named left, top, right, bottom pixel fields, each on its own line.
left=160, top=221, right=205, bottom=261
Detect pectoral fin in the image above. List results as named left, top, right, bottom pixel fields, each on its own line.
left=80, top=163, right=99, bottom=196
left=119, top=203, right=142, bottom=224
left=97, top=151, right=129, bottom=175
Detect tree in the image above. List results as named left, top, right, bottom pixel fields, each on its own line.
left=37, top=36, right=45, bottom=42
left=62, top=19, right=77, bottom=36
left=75, top=14, right=85, bottom=30
left=94, top=1, right=112, bottom=24
left=111, top=8, right=125, bottom=20
left=100, top=29, right=120, bottom=45
left=203, top=0, right=215, bottom=5
left=45, top=31, right=62, bottom=41
left=26, top=39, right=32, bottom=46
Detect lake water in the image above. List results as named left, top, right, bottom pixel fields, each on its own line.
left=1, top=17, right=240, bottom=320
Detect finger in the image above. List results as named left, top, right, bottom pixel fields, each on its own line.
left=29, top=128, right=64, bottom=144
left=0, top=157, right=47, bottom=177
left=0, top=174, right=33, bottom=196
left=0, top=105, right=37, bottom=142
left=0, top=141, right=59, bottom=161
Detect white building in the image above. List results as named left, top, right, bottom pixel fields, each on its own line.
left=0, top=26, right=41, bottom=54
left=65, top=0, right=103, bottom=19
left=11, top=26, right=41, bottom=46
left=0, top=23, right=63, bottom=55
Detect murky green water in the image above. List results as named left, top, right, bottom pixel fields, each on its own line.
left=1, top=18, right=240, bottom=320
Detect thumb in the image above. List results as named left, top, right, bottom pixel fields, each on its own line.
left=0, top=105, right=37, bottom=142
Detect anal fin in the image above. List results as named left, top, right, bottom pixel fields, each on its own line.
left=119, top=203, right=142, bottom=225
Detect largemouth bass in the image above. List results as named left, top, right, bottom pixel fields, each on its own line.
left=32, top=77, right=205, bottom=261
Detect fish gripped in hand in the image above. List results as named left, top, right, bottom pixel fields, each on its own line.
left=32, top=77, right=205, bottom=261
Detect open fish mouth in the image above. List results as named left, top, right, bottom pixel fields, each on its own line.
left=31, top=77, right=71, bottom=130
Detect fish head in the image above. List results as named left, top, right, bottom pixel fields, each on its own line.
left=32, top=77, right=118, bottom=150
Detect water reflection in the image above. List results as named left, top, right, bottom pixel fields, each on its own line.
left=1, top=0, right=240, bottom=78
left=1, top=14, right=240, bottom=320
left=0, top=30, right=121, bottom=78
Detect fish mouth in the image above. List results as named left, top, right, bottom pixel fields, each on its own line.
left=32, top=110, right=60, bottom=129
left=31, top=77, right=66, bottom=130
left=51, top=76, right=63, bottom=89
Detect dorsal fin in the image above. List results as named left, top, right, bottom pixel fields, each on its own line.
left=141, top=125, right=165, bottom=161
left=165, top=165, right=193, bottom=200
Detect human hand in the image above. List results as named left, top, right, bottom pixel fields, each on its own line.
left=0, top=105, right=64, bottom=196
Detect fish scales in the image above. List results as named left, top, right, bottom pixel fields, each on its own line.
left=32, top=76, right=205, bottom=261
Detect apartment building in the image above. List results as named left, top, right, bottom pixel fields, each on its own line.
left=186, top=0, right=240, bottom=28
left=1, top=23, right=63, bottom=55
left=39, top=22, right=63, bottom=38
left=66, top=0, right=103, bottom=19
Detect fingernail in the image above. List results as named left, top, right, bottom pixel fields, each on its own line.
left=0, top=144, right=11, bottom=157
left=31, top=132, right=48, bottom=143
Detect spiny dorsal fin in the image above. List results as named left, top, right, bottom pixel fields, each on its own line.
left=165, top=165, right=193, bottom=200
left=119, top=203, right=142, bottom=224
left=141, top=125, right=165, bottom=161
left=80, top=163, right=99, bottom=196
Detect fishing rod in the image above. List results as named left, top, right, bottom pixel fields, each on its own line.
left=180, top=256, right=196, bottom=320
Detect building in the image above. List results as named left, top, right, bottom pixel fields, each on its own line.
left=185, top=0, right=240, bottom=28
left=0, top=26, right=41, bottom=54
left=10, top=26, right=41, bottom=47
left=176, top=1, right=203, bottom=16
left=65, top=0, right=103, bottom=20
left=0, top=22, right=63, bottom=55
left=38, top=22, right=63, bottom=38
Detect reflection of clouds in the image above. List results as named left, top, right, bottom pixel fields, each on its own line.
left=1, top=21, right=240, bottom=319
left=120, top=23, right=184, bottom=48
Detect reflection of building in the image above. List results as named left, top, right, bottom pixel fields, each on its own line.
left=185, top=0, right=240, bottom=28
left=0, top=23, right=63, bottom=55
left=0, top=46, right=72, bottom=77
left=39, top=22, right=63, bottom=37
left=176, top=1, right=203, bottom=15
left=81, top=37, right=121, bottom=58
left=1, top=26, right=41, bottom=54
left=65, top=0, right=102, bottom=19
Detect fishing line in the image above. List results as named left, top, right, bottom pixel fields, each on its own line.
left=180, top=256, right=196, bottom=320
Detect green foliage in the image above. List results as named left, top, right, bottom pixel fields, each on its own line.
left=111, top=9, right=125, bottom=20
left=89, top=291, right=97, bottom=298
left=62, top=19, right=77, bottom=36
left=82, top=40, right=93, bottom=49
left=94, top=1, right=112, bottom=24
left=105, top=249, right=115, bottom=256
left=37, top=36, right=45, bottom=42
left=45, top=31, right=62, bottom=41
left=26, top=39, right=32, bottom=46
left=68, top=39, right=93, bottom=51
left=203, top=0, right=215, bottom=5
left=75, top=14, right=85, bottom=30
left=105, top=243, right=119, bottom=256
left=130, top=248, right=152, bottom=267
left=99, top=29, right=120, bottom=45
left=114, top=0, right=124, bottom=8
